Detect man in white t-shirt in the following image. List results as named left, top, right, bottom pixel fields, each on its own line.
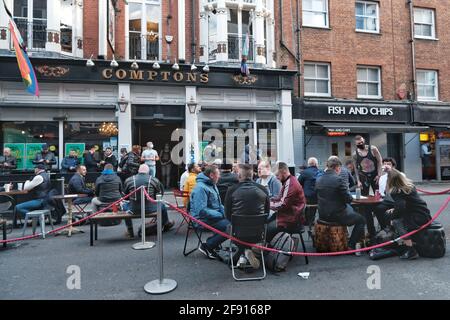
left=141, top=141, right=159, bottom=178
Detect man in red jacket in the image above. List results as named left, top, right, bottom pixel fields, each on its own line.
left=267, top=162, right=306, bottom=241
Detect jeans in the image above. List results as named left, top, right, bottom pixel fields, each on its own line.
left=16, top=199, right=46, bottom=218
left=373, top=198, right=395, bottom=230
left=328, top=204, right=367, bottom=248
left=360, top=172, right=378, bottom=196
left=204, top=218, right=231, bottom=250
left=147, top=165, right=156, bottom=178
left=124, top=202, right=169, bottom=234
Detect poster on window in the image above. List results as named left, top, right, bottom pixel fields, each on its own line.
left=107, top=0, right=116, bottom=52
left=4, top=143, right=25, bottom=170
left=25, top=143, right=45, bottom=170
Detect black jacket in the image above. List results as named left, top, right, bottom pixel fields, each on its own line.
left=121, top=152, right=141, bottom=175
left=103, top=154, right=118, bottom=171
left=68, top=173, right=94, bottom=196
left=298, top=166, right=322, bottom=203
left=95, top=173, right=123, bottom=203
left=315, top=170, right=353, bottom=220
left=32, top=152, right=57, bottom=171
left=389, top=188, right=431, bottom=231
left=84, top=152, right=99, bottom=172
left=224, top=179, right=270, bottom=221
left=124, top=173, right=164, bottom=213
left=0, top=155, right=17, bottom=174
left=217, top=172, right=239, bottom=204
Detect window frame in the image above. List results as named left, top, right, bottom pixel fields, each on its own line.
left=303, top=62, right=332, bottom=97
left=12, top=0, right=47, bottom=51
left=355, top=0, right=380, bottom=34
left=416, top=69, right=439, bottom=102
left=302, top=0, right=329, bottom=29
left=357, top=66, right=382, bottom=99
left=413, top=7, right=436, bottom=40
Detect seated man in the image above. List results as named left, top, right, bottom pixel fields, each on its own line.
left=217, top=163, right=239, bottom=204
left=123, top=164, right=174, bottom=238
left=315, top=157, right=366, bottom=250
left=225, top=164, right=270, bottom=268
left=68, top=165, right=94, bottom=206
left=61, top=150, right=80, bottom=173
left=16, top=164, right=52, bottom=218
left=190, top=165, right=230, bottom=260
left=268, top=162, right=306, bottom=242
left=91, top=164, right=123, bottom=212
left=257, top=160, right=282, bottom=199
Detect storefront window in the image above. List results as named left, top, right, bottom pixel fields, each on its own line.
left=64, top=122, right=119, bottom=162
left=1, top=121, right=58, bottom=170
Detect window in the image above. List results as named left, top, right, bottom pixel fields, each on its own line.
left=414, top=8, right=436, bottom=39
left=417, top=70, right=438, bottom=101
left=355, top=1, right=379, bottom=33
left=208, top=11, right=217, bottom=61
left=60, top=0, right=73, bottom=53
left=302, top=0, right=329, bottom=28
left=227, top=9, right=254, bottom=62
left=304, top=63, right=331, bottom=96
left=357, top=66, right=381, bottom=98
left=128, top=0, right=161, bottom=60
left=13, top=0, right=47, bottom=50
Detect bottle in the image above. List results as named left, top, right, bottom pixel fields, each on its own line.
left=112, top=203, right=118, bottom=214
left=355, top=243, right=362, bottom=256
left=355, top=187, right=361, bottom=200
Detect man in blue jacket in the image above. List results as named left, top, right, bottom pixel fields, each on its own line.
left=61, top=150, right=80, bottom=173
left=298, top=157, right=322, bottom=205
left=190, top=165, right=230, bottom=259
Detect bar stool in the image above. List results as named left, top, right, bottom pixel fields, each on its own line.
left=21, top=210, right=54, bottom=239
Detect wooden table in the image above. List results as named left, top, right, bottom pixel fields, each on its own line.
left=352, top=195, right=383, bottom=242
left=52, top=194, right=86, bottom=237
left=352, top=195, right=383, bottom=206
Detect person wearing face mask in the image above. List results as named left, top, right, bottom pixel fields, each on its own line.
left=315, top=157, right=367, bottom=250
left=141, top=141, right=159, bottom=178
left=352, top=135, right=383, bottom=196
left=32, top=144, right=57, bottom=171
left=159, top=143, right=172, bottom=189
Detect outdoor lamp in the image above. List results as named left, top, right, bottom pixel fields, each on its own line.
left=172, top=60, right=180, bottom=71
left=187, top=96, right=199, bottom=114
left=86, top=54, right=95, bottom=67
left=110, top=55, right=119, bottom=68
left=203, top=64, right=210, bottom=73
left=152, top=61, right=161, bottom=69
left=191, top=64, right=197, bottom=71
left=131, top=56, right=139, bottom=70
left=118, top=93, right=129, bottom=113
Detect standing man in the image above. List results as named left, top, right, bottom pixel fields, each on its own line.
left=32, top=144, right=56, bottom=171
left=100, top=147, right=118, bottom=171
left=315, top=157, right=367, bottom=250
left=141, top=141, right=159, bottom=178
left=353, top=135, right=383, bottom=196
left=84, top=145, right=100, bottom=172
left=61, top=150, right=80, bottom=173
left=159, top=143, right=172, bottom=189
left=0, top=147, right=17, bottom=175
left=421, top=142, right=432, bottom=180
left=298, top=157, right=322, bottom=205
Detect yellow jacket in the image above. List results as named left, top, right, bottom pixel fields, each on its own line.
left=183, top=172, right=198, bottom=207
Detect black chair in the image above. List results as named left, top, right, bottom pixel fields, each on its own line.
left=183, top=210, right=206, bottom=257
left=230, top=213, right=268, bottom=281
left=0, top=195, right=15, bottom=234
left=286, top=223, right=309, bottom=265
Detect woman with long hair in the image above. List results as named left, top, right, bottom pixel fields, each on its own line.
left=385, top=169, right=432, bottom=260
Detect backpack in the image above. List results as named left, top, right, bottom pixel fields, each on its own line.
left=264, top=232, right=298, bottom=272
left=413, top=221, right=446, bottom=258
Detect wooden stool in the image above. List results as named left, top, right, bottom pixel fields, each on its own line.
left=314, top=220, right=348, bottom=253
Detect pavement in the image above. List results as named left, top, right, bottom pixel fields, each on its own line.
left=1, top=183, right=450, bottom=300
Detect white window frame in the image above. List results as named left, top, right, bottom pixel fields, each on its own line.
left=304, top=62, right=331, bottom=97
left=355, top=1, right=380, bottom=34
left=417, top=70, right=439, bottom=102
left=302, top=0, right=329, bottom=29
left=126, top=0, right=162, bottom=61
left=414, top=7, right=436, bottom=40
left=357, top=66, right=382, bottom=99
left=12, top=0, right=47, bottom=51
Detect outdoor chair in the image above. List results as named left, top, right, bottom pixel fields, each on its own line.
left=0, top=195, right=15, bottom=234
left=183, top=210, right=207, bottom=257
left=21, top=209, right=54, bottom=239
left=173, top=189, right=190, bottom=234
left=230, top=213, right=268, bottom=281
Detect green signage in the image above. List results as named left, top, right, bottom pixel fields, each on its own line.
left=65, top=143, right=85, bottom=164
left=25, top=143, right=44, bottom=170
left=4, top=143, right=25, bottom=170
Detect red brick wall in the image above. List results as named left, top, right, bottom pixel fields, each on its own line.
left=83, top=0, right=99, bottom=59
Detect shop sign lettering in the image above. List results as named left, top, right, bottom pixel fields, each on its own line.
left=101, top=68, right=209, bottom=84
left=328, top=106, right=393, bottom=116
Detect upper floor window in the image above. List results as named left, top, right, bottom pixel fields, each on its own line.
left=13, top=0, right=47, bottom=50
left=357, top=66, right=381, bottom=99
left=414, top=8, right=436, bottom=39
left=302, top=0, right=329, bottom=28
left=60, top=0, right=74, bottom=54
left=417, top=70, right=438, bottom=101
left=128, top=0, right=161, bottom=61
left=304, top=62, right=331, bottom=97
left=208, top=10, right=217, bottom=61
left=355, top=1, right=379, bottom=33
left=227, top=9, right=254, bottom=62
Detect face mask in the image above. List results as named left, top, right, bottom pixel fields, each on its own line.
left=356, top=144, right=365, bottom=150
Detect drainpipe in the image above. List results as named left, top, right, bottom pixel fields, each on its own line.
left=408, top=0, right=417, bottom=123
left=192, top=0, right=196, bottom=63
left=278, top=0, right=299, bottom=63
left=295, top=0, right=301, bottom=97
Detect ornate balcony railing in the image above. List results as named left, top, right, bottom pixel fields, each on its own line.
left=128, top=31, right=160, bottom=61
left=228, top=33, right=254, bottom=62
left=12, top=18, right=47, bottom=50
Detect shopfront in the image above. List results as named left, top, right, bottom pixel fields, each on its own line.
left=294, top=99, right=428, bottom=181
left=0, top=57, right=296, bottom=184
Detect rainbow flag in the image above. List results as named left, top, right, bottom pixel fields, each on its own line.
left=4, top=1, right=39, bottom=97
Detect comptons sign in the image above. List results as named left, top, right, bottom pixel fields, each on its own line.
left=102, top=68, right=209, bottom=83
left=328, top=106, right=394, bottom=116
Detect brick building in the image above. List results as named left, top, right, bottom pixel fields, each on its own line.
left=0, top=0, right=297, bottom=186
left=277, top=0, right=450, bottom=181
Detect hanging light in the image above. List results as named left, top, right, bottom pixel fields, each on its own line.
left=152, top=61, right=161, bottom=69
left=86, top=54, right=95, bottom=67
left=98, top=122, right=119, bottom=136
left=131, top=56, right=139, bottom=70
left=203, top=64, right=210, bottom=73
left=172, top=60, right=180, bottom=71
left=110, top=55, right=119, bottom=68
left=191, top=63, right=197, bottom=71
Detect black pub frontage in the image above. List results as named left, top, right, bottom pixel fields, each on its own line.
left=293, top=99, right=428, bottom=182
left=0, top=56, right=297, bottom=187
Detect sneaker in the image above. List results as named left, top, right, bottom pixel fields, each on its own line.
left=163, top=220, right=175, bottom=232
left=198, top=243, right=218, bottom=260
left=245, top=249, right=261, bottom=269
left=399, top=247, right=419, bottom=260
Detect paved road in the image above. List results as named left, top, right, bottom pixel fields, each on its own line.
left=1, top=184, right=450, bottom=300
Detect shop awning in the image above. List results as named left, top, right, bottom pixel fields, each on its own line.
left=309, top=122, right=429, bottom=133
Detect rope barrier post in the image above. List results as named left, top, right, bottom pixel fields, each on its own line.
left=132, top=187, right=156, bottom=250
left=144, top=194, right=177, bottom=294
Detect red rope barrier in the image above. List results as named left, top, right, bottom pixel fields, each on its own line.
left=144, top=189, right=450, bottom=257
left=0, top=187, right=143, bottom=244
left=416, top=187, right=450, bottom=196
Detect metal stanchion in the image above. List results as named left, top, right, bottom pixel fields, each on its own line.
left=144, top=194, right=177, bottom=294
left=132, top=187, right=155, bottom=250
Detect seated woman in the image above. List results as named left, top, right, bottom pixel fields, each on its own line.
left=384, top=169, right=432, bottom=260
